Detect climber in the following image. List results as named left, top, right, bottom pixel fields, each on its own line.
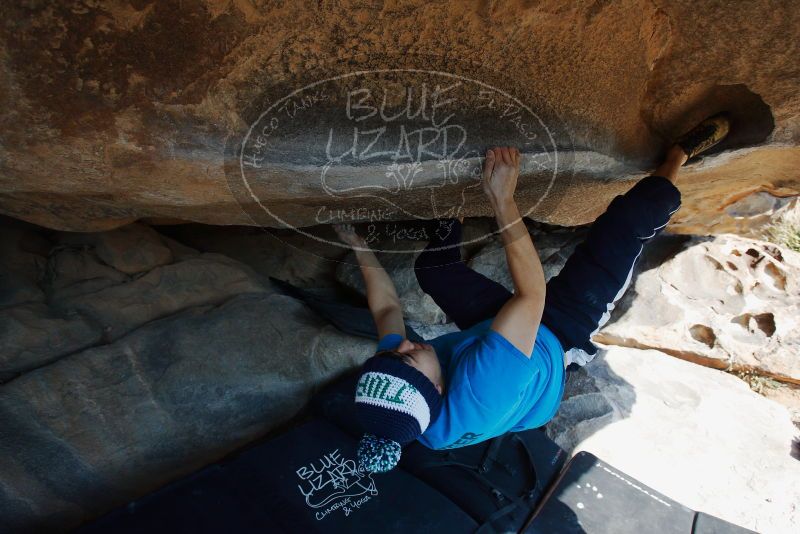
left=336, top=114, right=731, bottom=473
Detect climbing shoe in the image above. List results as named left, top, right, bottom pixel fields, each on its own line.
left=675, top=113, right=730, bottom=160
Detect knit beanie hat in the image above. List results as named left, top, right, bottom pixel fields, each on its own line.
left=354, top=354, right=443, bottom=473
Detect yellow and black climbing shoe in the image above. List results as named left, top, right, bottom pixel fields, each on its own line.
left=675, top=113, right=731, bottom=160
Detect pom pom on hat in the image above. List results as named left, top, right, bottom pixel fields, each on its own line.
left=357, top=434, right=401, bottom=473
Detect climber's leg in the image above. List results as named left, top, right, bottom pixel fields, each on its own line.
left=653, top=145, right=689, bottom=184
left=414, top=219, right=512, bottom=330
left=541, top=112, right=730, bottom=366
left=540, top=173, right=682, bottom=367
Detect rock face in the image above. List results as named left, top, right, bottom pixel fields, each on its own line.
left=547, top=347, right=800, bottom=534
left=71, top=224, right=174, bottom=275
left=596, top=235, right=800, bottom=383
left=0, top=294, right=375, bottom=533
left=0, top=219, right=272, bottom=382
left=0, top=218, right=376, bottom=532
left=160, top=224, right=349, bottom=288
left=0, top=1, right=798, bottom=235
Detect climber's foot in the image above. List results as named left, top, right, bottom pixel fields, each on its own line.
left=675, top=113, right=731, bottom=162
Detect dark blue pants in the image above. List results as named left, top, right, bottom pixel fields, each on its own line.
left=414, top=176, right=682, bottom=361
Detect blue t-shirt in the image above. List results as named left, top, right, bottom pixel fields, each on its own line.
left=376, top=319, right=565, bottom=450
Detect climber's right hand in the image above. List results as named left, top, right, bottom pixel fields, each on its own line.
left=482, top=147, right=521, bottom=211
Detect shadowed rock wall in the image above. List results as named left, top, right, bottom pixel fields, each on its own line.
left=0, top=217, right=376, bottom=532
left=0, top=0, right=797, bottom=234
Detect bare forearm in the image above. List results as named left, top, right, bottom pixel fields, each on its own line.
left=354, top=248, right=405, bottom=338
left=334, top=224, right=405, bottom=338
left=355, top=248, right=401, bottom=311
left=492, top=199, right=546, bottom=299
left=483, top=146, right=545, bottom=355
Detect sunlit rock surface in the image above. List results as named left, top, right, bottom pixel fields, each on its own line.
left=595, top=235, right=800, bottom=383
left=0, top=1, right=797, bottom=235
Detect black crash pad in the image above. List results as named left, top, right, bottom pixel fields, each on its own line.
left=77, top=462, right=288, bottom=534
left=524, top=451, right=754, bottom=534
left=78, top=419, right=476, bottom=533
left=692, top=513, right=755, bottom=534
left=401, top=431, right=565, bottom=529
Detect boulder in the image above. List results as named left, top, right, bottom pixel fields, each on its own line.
left=0, top=220, right=271, bottom=382
left=549, top=347, right=800, bottom=534
left=596, top=235, right=800, bottom=382
left=0, top=2, right=798, bottom=236
left=0, top=303, right=101, bottom=383
left=160, top=224, right=344, bottom=288
left=54, top=254, right=269, bottom=342
left=0, top=222, right=107, bottom=382
left=544, top=365, right=616, bottom=455
left=0, top=219, right=49, bottom=308
left=0, top=293, right=376, bottom=532
left=59, top=224, right=174, bottom=274
left=0, top=218, right=380, bottom=532
left=45, top=247, right=128, bottom=300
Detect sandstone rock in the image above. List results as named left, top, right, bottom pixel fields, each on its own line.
left=60, top=224, right=173, bottom=274
left=0, top=223, right=111, bottom=382
left=669, top=150, right=800, bottom=237
left=0, top=220, right=49, bottom=308
left=45, top=247, right=128, bottom=297
left=55, top=254, right=269, bottom=341
left=0, top=219, right=274, bottom=384
left=160, top=224, right=344, bottom=288
left=0, top=2, right=798, bottom=236
left=0, top=269, right=45, bottom=311
left=0, top=217, right=378, bottom=529
left=0, top=293, right=376, bottom=532
left=596, top=235, right=800, bottom=382
left=726, top=191, right=796, bottom=219
left=0, top=303, right=101, bottom=383
left=555, top=347, right=800, bottom=534
left=158, top=233, right=201, bottom=262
